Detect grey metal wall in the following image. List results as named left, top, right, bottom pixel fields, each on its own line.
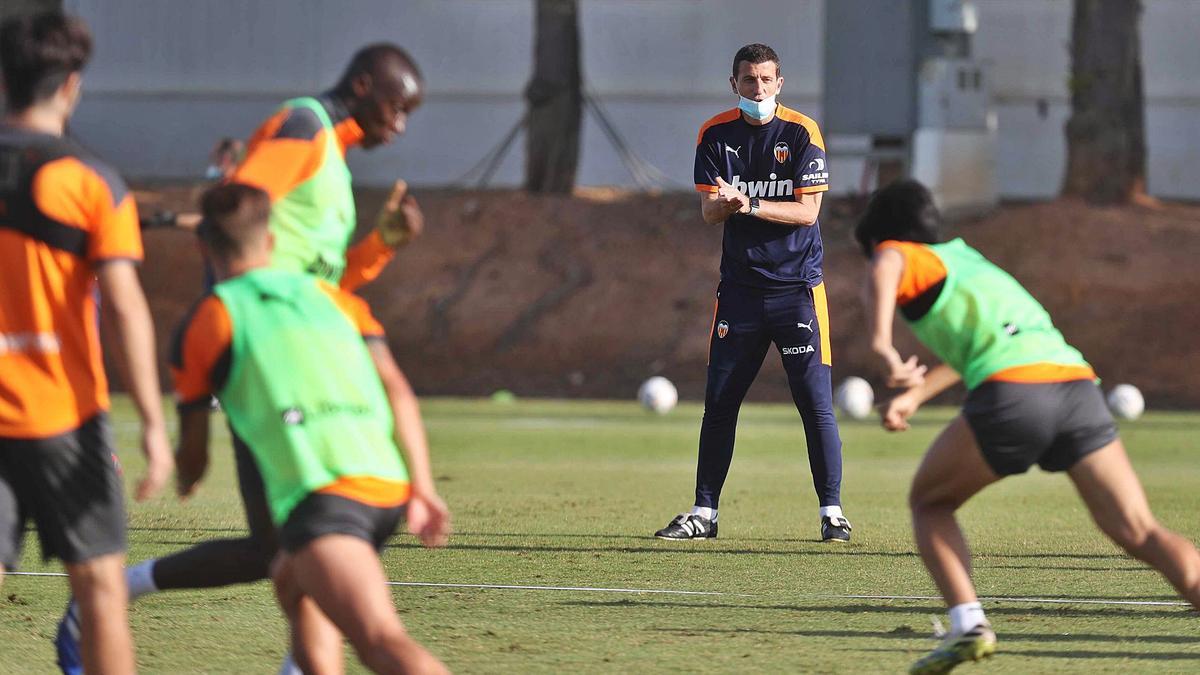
left=975, top=0, right=1200, bottom=199
left=60, top=0, right=1200, bottom=199
left=63, top=0, right=824, bottom=191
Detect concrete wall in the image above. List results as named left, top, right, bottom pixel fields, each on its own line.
left=60, top=0, right=1200, bottom=199
left=63, top=0, right=823, bottom=191
left=975, top=0, right=1200, bottom=199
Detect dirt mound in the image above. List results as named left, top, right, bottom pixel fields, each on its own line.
left=131, top=186, right=1200, bottom=407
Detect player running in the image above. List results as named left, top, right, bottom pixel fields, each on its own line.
left=655, top=43, right=851, bottom=542
left=231, top=42, right=425, bottom=290
left=856, top=179, right=1200, bottom=674
left=175, top=182, right=450, bottom=674
left=0, top=11, right=173, bottom=674
left=54, top=44, right=431, bottom=672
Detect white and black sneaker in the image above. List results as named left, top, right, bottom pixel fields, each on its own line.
left=654, top=513, right=717, bottom=540
left=821, top=515, right=852, bottom=542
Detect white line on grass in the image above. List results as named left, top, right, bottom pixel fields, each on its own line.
left=7, top=571, right=67, bottom=577
left=829, top=593, right=1191, bottom=607
left=7, top=573, right=1190, bottom=607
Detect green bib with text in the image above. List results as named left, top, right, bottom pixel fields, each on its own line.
left=906, top=239, right=1090, bottom=390
left=214, top=269, right=407, bottom=525
left=268, top=97, right=357, bottom=283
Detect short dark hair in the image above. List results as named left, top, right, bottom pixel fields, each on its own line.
left=0, top=11, right=92, bottom=111
left=854, top=179, right=943, bottom=258
left=732, top=43, right=780, bottom=78
left=198, top=183, right=272, bottom=260
left=334, top=43, right=422, bottom=98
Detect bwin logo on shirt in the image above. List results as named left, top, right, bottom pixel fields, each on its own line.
left=730, top=174, right=794, bottom=198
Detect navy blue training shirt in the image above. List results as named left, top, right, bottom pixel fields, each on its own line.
left=693, top=105, right=830, bottom=289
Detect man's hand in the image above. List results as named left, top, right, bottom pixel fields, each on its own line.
left=176, top=459, right=205, bottom=499
left=715, top=176, right=750, bottom=214
left=376, top=180, right=424, bottom=248
left=885, top=354, right=927, bottom=389
left=406, top=489, right=451, bottom=548
left=136, top=423, right=174, bottom=501
left=880, top=390, right=920, bottom=432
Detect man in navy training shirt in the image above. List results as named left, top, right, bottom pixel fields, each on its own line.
left=654, top=43, right=852, bottom=542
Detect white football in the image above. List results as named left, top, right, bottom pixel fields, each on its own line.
left=1107, top=383, right=1145, bottom=420
left=638, top=376, right=678, bottom=415
left=835, top=376, right=875, bottom=420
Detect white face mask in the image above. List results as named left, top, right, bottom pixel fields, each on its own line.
left=738, top=94, right=777, bottom=121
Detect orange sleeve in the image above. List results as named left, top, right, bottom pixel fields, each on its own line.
left=32, top=157, right=143, bottom=262
left=876, top=241, right=948, bottom=306
left=231, top=109, right=325, bottom=202
left=170, top=296, right=233, bottom=406
left=317, top=282, right=386, bottom=339
left=340, top=230, right=396, bottom=292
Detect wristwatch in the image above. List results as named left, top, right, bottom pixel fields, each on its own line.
left=747, top=197, right=761, bottom=216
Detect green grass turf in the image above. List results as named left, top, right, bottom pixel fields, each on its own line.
left=2, top=397, right=1198, bottom=673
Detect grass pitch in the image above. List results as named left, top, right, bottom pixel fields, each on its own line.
left=2, top=397, right=1198, bottom=673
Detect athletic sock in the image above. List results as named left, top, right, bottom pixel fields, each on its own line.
left=819, top=505, right=844, bottom=520
left=689, top=506, right=717, bottom=522
left=278, top=653, right=302, bottom=675
left=948, top=601, right=987, bottom=634
left=125, top=559, right=160, bottom=601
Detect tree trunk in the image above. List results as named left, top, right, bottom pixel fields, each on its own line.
left=524, top=0, right=582, bottom=194
left=1062, top=0, right=1148, bottom=204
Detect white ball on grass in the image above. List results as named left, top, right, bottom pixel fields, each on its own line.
left=638, top=376, right=678, bottom=415
left=835, top=376, right=875, bottom=420
left=1107, top=383, right=1145, bottom=420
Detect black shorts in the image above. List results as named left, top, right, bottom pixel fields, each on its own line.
left=0, top=414, right=127, bottom=569
left=963, top=379, right=1118, bottom=476
left=279, top=493, right=404, bottom=554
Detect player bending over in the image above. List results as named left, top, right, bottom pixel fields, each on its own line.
left=856, top=179, right=1200, bottom=675
left=177, top=183, right=449, bottom=673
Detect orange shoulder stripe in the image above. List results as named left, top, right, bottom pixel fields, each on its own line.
left=774, top=105, right=826, bottom=151
left=696, top=109, right=741, bottom=146
left=32, top=157, right=142, bottom=261
left=316, top=280, right=386, bottom=337
left=876, top=241, right=948, bottom=306
left=172, top=295, right=232, bottom=404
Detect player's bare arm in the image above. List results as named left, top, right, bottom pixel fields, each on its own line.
left=366, top=341, right=450, bottom=548
left=97, top=260, right=173, bottom=501
left=757, top=190, right=822, bottom=226
left=866, top=247, right=927, bottom=388
left=174, top=406, right=212, bottom=497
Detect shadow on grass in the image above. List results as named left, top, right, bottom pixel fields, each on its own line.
left=652, top=626, right=1200, bottom=646
left=563, top=599, right=1194, bottom=621
left=1007, top=648, right=1200, bottom=661
left=978, top=563, right=1148, bottom=572
left=851, top=646, right=1200, bottom=661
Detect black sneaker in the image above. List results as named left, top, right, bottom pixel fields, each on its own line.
left=654, top=513, right=717, bottom=540
left=821, top=515, right=852, bottom=542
